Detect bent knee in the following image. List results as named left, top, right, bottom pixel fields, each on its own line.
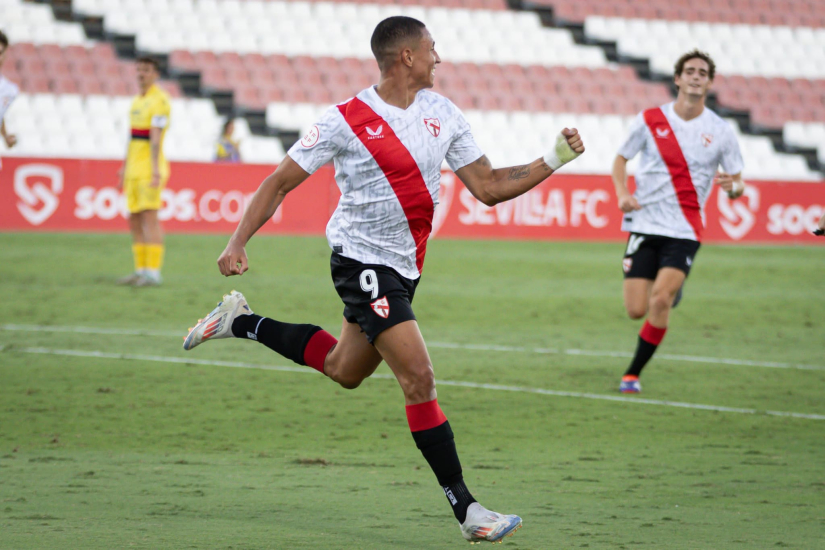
left=626, top=307, right=646, bottom=320
left=336, top=377, right=363, bottom=390
left=649, top=293, right=674, bottom=313
left=324, top=361, right=366, bottom=390
left=400, top=365, right=435, bottom=401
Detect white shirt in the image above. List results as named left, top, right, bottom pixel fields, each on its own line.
left=287, top=86, right=483, bottom=279
left=0, top=75, right=19, bottom=124
left=618, top=102, right=744, bottom=241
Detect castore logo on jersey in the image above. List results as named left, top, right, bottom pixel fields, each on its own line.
left=655, top=128, right=670, bottom=139
left=366, top=125, right=384, bottom=140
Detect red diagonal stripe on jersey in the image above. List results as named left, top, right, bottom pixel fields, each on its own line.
left=643, top=108, right=703, bottom=241
left=338, top=98, right=434, bottom=274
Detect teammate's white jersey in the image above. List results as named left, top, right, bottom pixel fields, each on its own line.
left=0, top=75, right=19, bottom=169
left=0, top=75, right=19, bottom=125
left=617, top=102, right=744, bottom=241
left=287, top=86, right=483, bottom=279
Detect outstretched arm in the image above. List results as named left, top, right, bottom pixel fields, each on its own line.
left=454, top=128, right=584, bottom=207
left=217, top=156, right=310, bottom=276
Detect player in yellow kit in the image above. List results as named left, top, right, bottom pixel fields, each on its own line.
left=117, top=56, right=171, bottom=287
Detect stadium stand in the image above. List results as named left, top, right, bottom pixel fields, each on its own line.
left=0, top=0, right=822, bottom=176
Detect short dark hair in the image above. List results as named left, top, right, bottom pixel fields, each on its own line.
left=136, top=55, right=160, bottom=73
left=370, top=16, right=426, bottom=71
left=674, top=49, right=716, bottom=80
left=0, top=30, right=8, bottom=50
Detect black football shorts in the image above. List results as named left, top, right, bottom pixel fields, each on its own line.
left=330, top=252, right=420, bottom=343
left=622, top=233, right=701, bottom=280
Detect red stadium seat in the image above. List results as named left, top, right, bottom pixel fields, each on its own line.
left=89, top=43, right=117, bottom=61
left=103, top=79, right=131, bottom=96
left=225, top=66, right=252, bottom=84
left=22, top=75, right=51, bottom=94
left=77, top=78, right=106, bottom=95
left=193, top=51, right=218, bottom=69
left=170, top=50, right=197, bottom=70
left=51, top=77, right=80, bottom=94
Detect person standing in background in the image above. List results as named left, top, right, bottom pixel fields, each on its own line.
left=215, top=119, right=242, bottom=163
left=117, top=56, right=171, bottom=287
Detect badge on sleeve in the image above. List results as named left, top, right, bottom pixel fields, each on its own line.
left=301, top=125, right=320, bottom=148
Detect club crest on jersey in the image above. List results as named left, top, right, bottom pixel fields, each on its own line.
left=424, top=118, right=440, bottom=137
left=371, top=296, right=390, bottom=318
left=701, top=133, right=713, bottom=147
left=655, top=128, right=670, bottom=139
left=301, top=125, right=320, bottom=148
left=366, top=125, right=384, bottom=140
left=622, top=258, right=633, bottom=273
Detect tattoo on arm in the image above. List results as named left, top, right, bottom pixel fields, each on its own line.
left=477, top=155, right=491, bottom=169
left=507, top=165, right=531, bottom=180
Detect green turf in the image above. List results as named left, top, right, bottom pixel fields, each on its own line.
left=1, top=232, right=823, bottom=549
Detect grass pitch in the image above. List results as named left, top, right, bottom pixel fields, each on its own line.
left=1, top=233, right=823, bottom=549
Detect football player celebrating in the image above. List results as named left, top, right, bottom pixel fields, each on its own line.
left=184, top=16, right=584, bottom=544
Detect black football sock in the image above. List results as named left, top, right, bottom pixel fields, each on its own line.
left=231, top=314, right=322, bottom=366
left=411, top=420, right=476, bottom=523
left=624, top=320, right=667, bottom=377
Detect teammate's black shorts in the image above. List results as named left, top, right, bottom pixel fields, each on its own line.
left=330, top=252, right=420, bottom=344
left=622, top=233, right=701, bottom=279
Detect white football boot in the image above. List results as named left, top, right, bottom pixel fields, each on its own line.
left=183, top=291, right=252, bottom=351
left=460, top=502, right=522, bottom=544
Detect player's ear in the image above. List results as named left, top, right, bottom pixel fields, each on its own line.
left=402, top=46, right=414, bottom=68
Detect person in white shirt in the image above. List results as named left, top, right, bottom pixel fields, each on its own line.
left=183, top=16, right=584, bottom=543
left=612, top=50, right=745, bottom=394
left=0, top=30, right=20, bottom=168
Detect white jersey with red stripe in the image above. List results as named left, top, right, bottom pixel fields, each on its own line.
left=617, top=102, right=744, bottom=241
left=0, top=75, right=20, bottom=169
left=287, top=86, right=483, bottom=279
left=0, top=75, right=19, bottom=123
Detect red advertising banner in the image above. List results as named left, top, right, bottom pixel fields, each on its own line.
left=1, top=157, right=823, bottom=244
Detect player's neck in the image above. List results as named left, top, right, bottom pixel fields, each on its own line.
left=375, top=77, right=421, bottom=110
left=139, top=82, right=154, bottom=96
left=673, top=94, right=706, bottom=121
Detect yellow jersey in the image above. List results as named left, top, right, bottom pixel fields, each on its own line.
left=124, top=84, right=171, bottom=181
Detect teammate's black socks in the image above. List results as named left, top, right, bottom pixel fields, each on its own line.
left=411, top=420, right=476, bottom=523
left=624, top=336, right=658, bottom=377
left=624, top=320, right=667, bottom=377
left=231, top=314, right=321, bottom=366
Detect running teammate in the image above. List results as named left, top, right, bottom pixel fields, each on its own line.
left=612, top=50, right=745, bottom=393
left=117, top=56, right=171, bottom=287
left=183, top=16, right=584, bottom=543
left=0, top=31, right=19, bottom=168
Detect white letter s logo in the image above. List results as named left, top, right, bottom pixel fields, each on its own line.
left=14, top=164, right=64, bottom=226
left=718, top=186, right=759, bottom=240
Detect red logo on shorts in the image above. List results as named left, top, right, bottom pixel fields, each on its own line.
left=622, top=258, right=633, bottom=273
left=371, top=296, right=390, bottom=318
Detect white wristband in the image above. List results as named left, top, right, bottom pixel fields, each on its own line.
left=728, top=180, right=745, bottom=198
left=543, top=132, right=581, bottom=171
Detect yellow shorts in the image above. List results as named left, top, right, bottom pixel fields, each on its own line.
left=124, top=176, right=168, bottom=214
